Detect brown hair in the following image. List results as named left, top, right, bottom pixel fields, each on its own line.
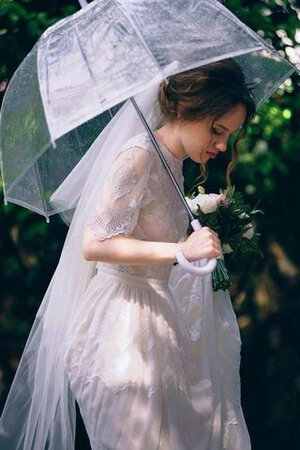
left=157, top=59, right=256, bottom=187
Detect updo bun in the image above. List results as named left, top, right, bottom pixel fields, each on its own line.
left=158, top=59, right=255, bottom=123
left=158, top=78, right=179, bottom=121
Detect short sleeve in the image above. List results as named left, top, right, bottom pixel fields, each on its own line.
left=85, top=145, right=152, bottom=241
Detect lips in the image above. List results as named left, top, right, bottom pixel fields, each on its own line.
left=207, top=151, right=218, bottom=159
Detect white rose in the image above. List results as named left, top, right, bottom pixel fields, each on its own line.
left=186, top=193, right=222, bottom=215
left=198, top=194, right=219, bottom=214
left=242, top=224, right=254, bottom=239
left=222, top=243, right=234, bottom=254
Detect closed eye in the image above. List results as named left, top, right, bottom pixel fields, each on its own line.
left=212, top=127, right=223, bottom=136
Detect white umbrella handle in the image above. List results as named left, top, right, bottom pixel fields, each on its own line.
left=175, top=219, right=217, bottom=276
left=78, top=0, right=88, bottom=8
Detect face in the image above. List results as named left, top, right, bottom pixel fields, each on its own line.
left=177, top=103, right=247, bottom=163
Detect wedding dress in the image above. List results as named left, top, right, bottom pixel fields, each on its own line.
left=62, top=130, right=252, bottom=450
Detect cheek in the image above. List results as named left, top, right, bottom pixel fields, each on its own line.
left=197, top=133, right=212, bottom=151
left=182, top=127, right=212, bottom=155
left=192, top=130, right=210, bottom=147
left=204, top=131, right=213, bottom=145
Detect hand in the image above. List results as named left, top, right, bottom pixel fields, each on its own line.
left=182, top=227, right=221, bottom=262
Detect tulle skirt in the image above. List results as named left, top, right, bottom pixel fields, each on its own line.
left=62, top=265, right=251, bottom=450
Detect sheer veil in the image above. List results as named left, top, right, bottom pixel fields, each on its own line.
left=0, top=80, right=164, bottom=449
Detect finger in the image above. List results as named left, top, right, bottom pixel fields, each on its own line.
left=207, top=228, right=218, bottom=238
left=211, top=234, right=220, bottom=244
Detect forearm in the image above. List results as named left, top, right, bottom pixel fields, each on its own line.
left=84, top=230, right=185, bottom=265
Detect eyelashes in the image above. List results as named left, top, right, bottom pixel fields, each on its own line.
left=212, top=127, right=223, bottom=136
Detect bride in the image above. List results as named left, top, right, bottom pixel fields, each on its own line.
left=0, top=59, right=255, bottom=449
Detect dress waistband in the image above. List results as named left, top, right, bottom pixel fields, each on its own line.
left=95, top=264, right=170, bottom=291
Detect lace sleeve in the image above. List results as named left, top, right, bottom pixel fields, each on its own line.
left=85, top=145, right=152, bottom=241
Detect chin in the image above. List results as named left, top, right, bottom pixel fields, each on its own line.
left=200, top=152, right=209, bottom=164
left=192, top=155, right=203, bottom=163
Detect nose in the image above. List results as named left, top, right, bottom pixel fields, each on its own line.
left=214, top=136, right=228, bottom=153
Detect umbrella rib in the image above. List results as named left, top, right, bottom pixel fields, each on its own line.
left=5, top=140, right=52, bottom=197
left=256, top=67, right=297, bottom=110
left=34, top=158, right=49, bottom=220
left=114, top=0, right=161, bottom=74
left=73, top=26, right=97, bottom=84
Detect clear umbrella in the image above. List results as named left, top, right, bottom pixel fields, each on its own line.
left=0, top=0, right=298, bottom=273
left=1, top=0, right=298, bottom=218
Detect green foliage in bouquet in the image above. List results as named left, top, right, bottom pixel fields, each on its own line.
left=186, top=185, right=264, bottom=291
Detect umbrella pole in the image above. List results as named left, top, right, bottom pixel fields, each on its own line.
left=130, top=96, right=195, bottom=223
left=130, top=97, right=220, bottom=276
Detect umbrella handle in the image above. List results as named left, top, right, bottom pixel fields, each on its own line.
left=175, top=219, right=217, bottom=276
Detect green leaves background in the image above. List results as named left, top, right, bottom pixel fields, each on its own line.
left=0, top=1, right=300, bottom=448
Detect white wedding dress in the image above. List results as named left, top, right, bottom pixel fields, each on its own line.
left=62, top=131, right=252, bottom=450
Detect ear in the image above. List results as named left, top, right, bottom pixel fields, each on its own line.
left=175, top=114, right=185, bottom=124
left=170, top=109, right=180, bottom=118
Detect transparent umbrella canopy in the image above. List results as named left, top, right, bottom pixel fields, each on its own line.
left=0, top=0, right=299, bottom=222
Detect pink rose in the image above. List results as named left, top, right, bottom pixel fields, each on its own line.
left=209, top=193, right=226, bottom=204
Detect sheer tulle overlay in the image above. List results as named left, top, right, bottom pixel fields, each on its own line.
left=61, top=132, right=251, bottom=449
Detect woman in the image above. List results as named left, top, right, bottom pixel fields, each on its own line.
left=63, top=59, right=255, bottom=449
left=0, top=59, right=255, bottom=450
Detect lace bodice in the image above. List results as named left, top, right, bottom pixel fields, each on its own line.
left=85, top=131, right=189, bottom=280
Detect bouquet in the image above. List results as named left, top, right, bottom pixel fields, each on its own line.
left=186, top=185, right=264, bottom=291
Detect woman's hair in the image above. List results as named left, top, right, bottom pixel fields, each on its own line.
left=157, top=59, right=256, bottom=187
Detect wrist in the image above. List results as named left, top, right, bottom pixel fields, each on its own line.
left=176, top=240, right=186, bottom=260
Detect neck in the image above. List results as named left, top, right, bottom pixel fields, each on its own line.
left=154, top=122, right=186, bottom=160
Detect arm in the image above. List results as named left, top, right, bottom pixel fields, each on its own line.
left=82, top=225, right=220, bottom=265
left=82, top=144, right=221, bottom=265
